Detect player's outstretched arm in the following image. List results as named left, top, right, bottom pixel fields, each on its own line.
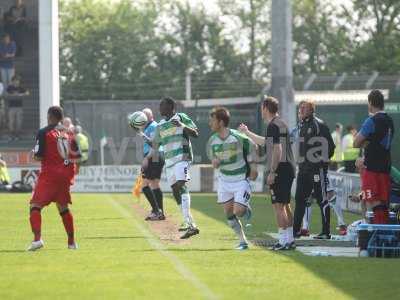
left=238, top=123, right=265, bottom=146
left=245, top=136, right=258, bottom=181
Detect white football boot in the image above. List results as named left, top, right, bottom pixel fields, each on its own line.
left=27, top=239, right=44, bottom=251
left=68, top=243, right=78, bottom=250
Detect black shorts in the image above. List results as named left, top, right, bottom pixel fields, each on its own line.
left=142, top=157, right=165, bottom=180
left=269, top=164, right=295, bottom=204
left=296, top=167, right=330, bottom=204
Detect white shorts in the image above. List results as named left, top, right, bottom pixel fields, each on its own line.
left=166, top=161, right=191, bottom=187
left=217, top=178, right=251, bottom=208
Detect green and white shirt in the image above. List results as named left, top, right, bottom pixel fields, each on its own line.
left=153, top=113, right=197, bottom=168
left=208, top=129, right=257, bottom=182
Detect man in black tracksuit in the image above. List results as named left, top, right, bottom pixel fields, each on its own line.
left=293, top=100, right=335, bottom=239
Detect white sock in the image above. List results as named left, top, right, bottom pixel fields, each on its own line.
left=228, top=216, right=247, bottom=244
left=278, top=228, right=287, bottom=245
left=302, top=206, right=312, bottom=230
left=181, top=192, right=195, bottom=227
left=286, top=226, right=294, bottom=243
left=332, top=200, right=346, bottom=226
left=327, top=191, right=345, bottom=226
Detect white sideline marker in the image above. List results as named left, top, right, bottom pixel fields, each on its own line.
left=109, top=198, right=218, bottom=300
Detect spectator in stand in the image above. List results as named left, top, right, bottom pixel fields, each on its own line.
left=0, top=33, right=16, bottom=89
left=7, top=75, right=28, bottom=140
left=342, top=125, right=359, bottom=173
left=4, top=0, right=27, bottom=56
left=330, top=123, right=343, bottom=171
left=7, top=75, right=28, bottom=95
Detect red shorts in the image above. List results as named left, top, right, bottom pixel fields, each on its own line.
left=30, top=173, right=73, bottom=207
left=361, top=169, right=391, bottom=203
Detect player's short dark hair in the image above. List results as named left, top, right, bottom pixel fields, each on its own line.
left=368, top=90, right=384, bottom=109
left=299, top=99, right=316, bottom=113
left=262, top=96, right=279, bottom=114
left=210, top=106, right=230, bottom=127
left=48, top=106, right=64, bottom=122
left=346, top=125, right=355, bottom=133
left=161, top=97, right=176, bottom=109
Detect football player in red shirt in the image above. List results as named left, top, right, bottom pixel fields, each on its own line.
left=28, top=106, right=81, bottom=251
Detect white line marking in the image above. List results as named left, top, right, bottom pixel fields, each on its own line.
left=109, top=198, right=218, bottom=300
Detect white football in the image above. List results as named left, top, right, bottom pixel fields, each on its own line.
left=128, top=111, right=148, bottom=129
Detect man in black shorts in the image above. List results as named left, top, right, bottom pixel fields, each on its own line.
left=141, top=108, right=165, bottom=220
left=239, top=96, right=296, bottom=250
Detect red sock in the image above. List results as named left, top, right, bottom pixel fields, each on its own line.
left=373, top=206, right=389, bottom=224
left=30, top=209, right=42, bottom=241
left=60, top=210, right=75, bottom=245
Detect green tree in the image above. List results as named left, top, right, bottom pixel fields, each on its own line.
left=60, top=0, right=160, bottom=100
left=218, top=0, right=270, bottom=81
left=154, top=1, right=250, bottom=99
left=292, top=0, right=353, bottom=74
left=341, top=0, right=400, bottom=72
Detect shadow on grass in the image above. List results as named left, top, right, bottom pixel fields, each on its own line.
left=190, top=194, right=400, bottom=300
left=0, top=250, right=27, bottom=253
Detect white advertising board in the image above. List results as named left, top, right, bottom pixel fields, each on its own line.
left=8, top=165, right=201, bottom=193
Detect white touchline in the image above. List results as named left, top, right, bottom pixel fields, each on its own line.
left=109, top=198, right=219, bottom=300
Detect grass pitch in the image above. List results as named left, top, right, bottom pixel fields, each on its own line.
left=1, top=193, right=399, bottom=300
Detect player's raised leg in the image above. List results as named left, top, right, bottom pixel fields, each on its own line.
left=224, top=200, right=249, bottom=250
